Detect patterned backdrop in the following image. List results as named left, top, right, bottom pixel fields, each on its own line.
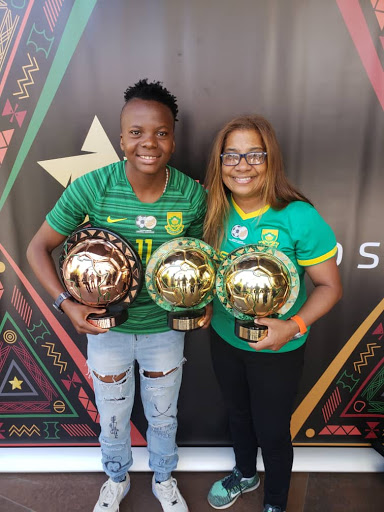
left=0, top=0, right=382, bottom=451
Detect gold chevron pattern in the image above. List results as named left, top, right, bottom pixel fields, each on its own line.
left=353, top=343, right=380, bottom=373
left=41, top=342, right=67, bottom=373
left=13, top=52, right=39, bottom=99
left=9, top=424, right=40, bottom=437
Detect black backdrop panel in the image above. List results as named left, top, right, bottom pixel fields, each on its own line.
left=0, top=0, right=382, bottom=447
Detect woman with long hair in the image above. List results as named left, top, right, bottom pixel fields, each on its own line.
left=204, top=115, right=342, bottom=512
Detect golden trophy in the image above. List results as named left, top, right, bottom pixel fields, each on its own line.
left=59, top=224, right=143, bottom=329
left=145, top=237, right=219, bottom=331
left=215, top=244, right=300, bottom=342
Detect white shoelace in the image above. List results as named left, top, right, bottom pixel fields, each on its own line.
left=158, top=478, right=178, bottom=501
left=100, top=479, right=120, bottom=506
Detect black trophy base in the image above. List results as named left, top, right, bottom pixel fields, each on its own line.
left=87, top=307, right=128, bottom=329
left=167, top=308, right=205, bottom=331
left=235, top=318, right=268, bottom=342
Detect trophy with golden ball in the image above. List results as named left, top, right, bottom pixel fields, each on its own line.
left=145, top=237, right=219, bottom=331
left=215, top=244, right=300, bottom=342
left=59, top=224, right=143, bottom=329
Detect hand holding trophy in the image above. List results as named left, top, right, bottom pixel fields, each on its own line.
left=59, top=224, right=143, bottom=329
left=215, top=244, right=300, bottom=342
left=145, top=237, right=219, bottom=331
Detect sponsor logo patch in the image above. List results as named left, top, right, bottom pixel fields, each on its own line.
left=135, top=215, right=157, bottom=233
left=231, top=224, right=248, bottom=240
left=107, top=216, right=128, bottom=223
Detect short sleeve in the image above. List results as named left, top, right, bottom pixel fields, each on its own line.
left=292, top=203, right=337, bottom=266
left=46, top=175, right=94, bottom=235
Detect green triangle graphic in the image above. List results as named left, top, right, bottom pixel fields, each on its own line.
left=0, top=312, right=78, bottom=419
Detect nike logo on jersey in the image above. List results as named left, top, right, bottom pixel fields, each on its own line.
left=107, top=216, right=128, bottom=223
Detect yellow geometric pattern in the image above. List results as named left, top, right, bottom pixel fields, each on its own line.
left=353, top=343, right=381, bottom=373
left=13, top=52, right=39, bottom=99
left=41, top=342, right=67, bottom=373
left=9, top=376, right=23, bottom=390
left=9, top=424, right=40, bottom=437
left=3, top=329, right=17, bottom=343
left=37, top=116, right=119, bottom=187
left=291, top=298, right=384, bottom=440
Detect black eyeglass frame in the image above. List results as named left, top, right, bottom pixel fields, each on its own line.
left=220, top=151, right=268, bottom=166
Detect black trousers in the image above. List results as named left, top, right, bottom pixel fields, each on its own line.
left=210, top=328, right=306, bottom=509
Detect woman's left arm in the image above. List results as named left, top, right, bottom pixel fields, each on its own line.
left=250, top=257, right=342, bottom=351
left=293, top=256, right=342, bottom=328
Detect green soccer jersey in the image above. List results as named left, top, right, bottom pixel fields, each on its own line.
left=46, top=161, right=207, bottom=334
left=211, top=197, right=338, bottom=353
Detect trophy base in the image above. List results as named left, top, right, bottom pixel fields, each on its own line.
left=87, top=308, right=128, bottom=329
left=167, top=308, right=205, bottom=331
left=235, top=319, right=268, bottom=342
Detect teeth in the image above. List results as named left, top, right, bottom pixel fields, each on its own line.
left=140, top=155, right=157, bottom=160
left=233, top=177, right=253, bottom=183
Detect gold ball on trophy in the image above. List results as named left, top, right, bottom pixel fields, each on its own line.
left=225, top=253, right=291, bottom=318
left=60, top=225, right=143, bottom=328
left=155, top=248, right=216, bottom=309
left=62, top=238, right=131, bottom=307
left=216, top=245, right=300, bottom=342
left=146, top=238, right=219, bottom=331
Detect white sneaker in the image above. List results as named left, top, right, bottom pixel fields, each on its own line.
left=152, top=475, right=189, bottom=511
left=93, top=474, right=130, bottom=511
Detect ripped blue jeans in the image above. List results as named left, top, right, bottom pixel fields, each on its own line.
left=87, top=330, right=185, bottom=483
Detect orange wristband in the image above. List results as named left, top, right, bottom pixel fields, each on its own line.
left=290, top=314, right=307, bottom=335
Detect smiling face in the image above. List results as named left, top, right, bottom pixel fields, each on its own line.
left=120, top=98, right=175, bottom=180
left=221, top=128, right=267, bottom=211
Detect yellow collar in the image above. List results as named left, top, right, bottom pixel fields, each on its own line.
left=231, top=196, right=270, bottom=220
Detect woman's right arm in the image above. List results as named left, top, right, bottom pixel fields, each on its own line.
left=26, top=221, right=108, bottom=335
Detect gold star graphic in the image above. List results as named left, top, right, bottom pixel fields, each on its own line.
left=9, top=376, right=23, bottom=390
left=37, top=116, right=119, bottom=187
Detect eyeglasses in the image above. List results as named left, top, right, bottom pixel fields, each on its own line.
left=220, top=151, right=267, bottom=166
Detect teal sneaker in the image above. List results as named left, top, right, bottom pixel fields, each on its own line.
left=207, top=467, right=260, bottom=509
left=263, top=505, right=285, bottom=512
